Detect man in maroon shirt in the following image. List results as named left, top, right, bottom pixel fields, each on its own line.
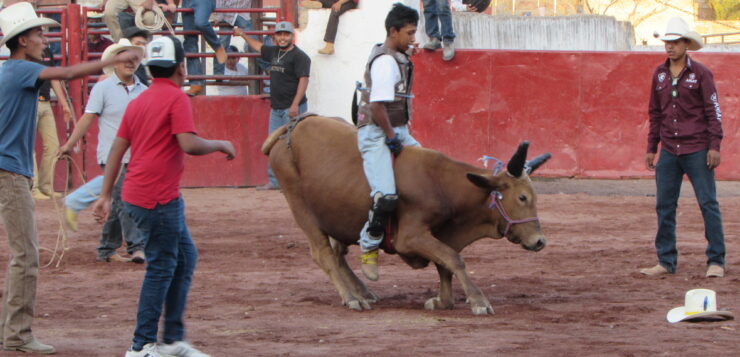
left=640, top=17, right=725, bottom=278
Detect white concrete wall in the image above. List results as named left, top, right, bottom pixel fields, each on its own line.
left=296, top=0, right=419, bottom=120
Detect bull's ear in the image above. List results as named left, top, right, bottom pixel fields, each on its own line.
left=526, top=153, right=551, bottom=174
left=467, top=173, right=507, bottom=191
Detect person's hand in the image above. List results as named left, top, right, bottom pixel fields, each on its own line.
left=707, top=149, right=720, bottom=169
left=219, top=140, right=236, bottom=160
left=288, top=104, right=299, bottom=118
left=331, top=1, right=342, bottom=12
left=167, top=3, right=177, bottom=12
left=114, top=50, right=142, bottom=66
left=62, top=105, right=72, bottom=123
left=385, top=135, right=403, bottom=157
left=645, top=152, right=656, bottom=171
left=234, top=27, right=245, bottom=38
left=467, top=4, right=478, bottom=12
left=57, top=144, right=72, bottom=158
left=92, top=196, right=112, bottom=224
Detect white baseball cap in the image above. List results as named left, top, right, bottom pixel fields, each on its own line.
left=146, top=36, right=183, bottom=68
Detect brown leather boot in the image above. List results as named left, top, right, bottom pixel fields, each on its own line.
left=318, top=42, right=334, bottom=55
left=300, top=0, right=322, bottom=8
left=186, top=85, right=204, bottom=97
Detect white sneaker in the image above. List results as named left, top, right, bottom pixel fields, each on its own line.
left=125, top=343, right=162, bottom=357
left=159, top=341, right=210, bottom=357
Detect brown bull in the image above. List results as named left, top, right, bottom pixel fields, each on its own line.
left=261, top=116, right=550, bottom=315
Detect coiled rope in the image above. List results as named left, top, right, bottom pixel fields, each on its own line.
left=134, top=6, right=176, bottom=35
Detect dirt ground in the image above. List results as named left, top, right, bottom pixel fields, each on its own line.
left=1, top=179, right=739, bottom=356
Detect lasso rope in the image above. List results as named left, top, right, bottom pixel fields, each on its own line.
left=134, top=6, right=176, bottom=35
left=41, top=155, right=92, bottom=268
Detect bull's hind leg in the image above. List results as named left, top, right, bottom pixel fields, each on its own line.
left=330, top=238, right=379, bottom=303
left=424, top=263, right=454, bottom=310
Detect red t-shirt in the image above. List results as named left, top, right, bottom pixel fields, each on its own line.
left=117, top=78, right=197, bottom=209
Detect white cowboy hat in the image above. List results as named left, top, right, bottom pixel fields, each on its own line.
left=101, top=38, right=143, bottom=76
left=86, top=10, right=104, bottom=19
left=0, top=2, right=60, bottom=48
left=658, top=17, right=703, bottom=51
left=667, top=289, right=734, bottom=323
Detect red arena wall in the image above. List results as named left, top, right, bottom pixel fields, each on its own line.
left=50, top=50, right=738, bottom=190
left=411, top=50, right=739, bottom=180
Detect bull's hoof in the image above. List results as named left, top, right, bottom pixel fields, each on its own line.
left=424, top=297, right=453, bottom=311
left=345, top=298, right=372, bottom=311
left=471, top=304, right=494, bottom=315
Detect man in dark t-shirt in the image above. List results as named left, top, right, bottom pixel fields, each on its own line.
left=235, top=21, right=311, bottom=190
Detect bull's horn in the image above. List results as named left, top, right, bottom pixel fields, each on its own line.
left=525, top=153, right=551, bottom=174
left=507, top=141, right=529, bottom=177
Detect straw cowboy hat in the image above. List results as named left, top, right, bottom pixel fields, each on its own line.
left=667, top=289, right=734, bottom=323
left=658, top=17, right=703, bottom=51
left=0, top=2, right=60, bottom=48
left=87, top=10, right=104, bottom=19
left=101, top=38, right=143, bottom=76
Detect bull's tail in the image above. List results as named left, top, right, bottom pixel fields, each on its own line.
left=261, top=125, right=288, bottom=155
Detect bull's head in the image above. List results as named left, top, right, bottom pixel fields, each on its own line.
left=467, top=142, right=550, bottom=252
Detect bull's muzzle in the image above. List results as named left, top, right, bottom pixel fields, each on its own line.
left=523, top=237, right=546, bottom=252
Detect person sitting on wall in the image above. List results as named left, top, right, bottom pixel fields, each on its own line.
left=300, top=0, right=359, bottom=55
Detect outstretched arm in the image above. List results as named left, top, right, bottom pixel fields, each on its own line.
left=176, top=132, right=236, bottom=159
left=234, top=27, right=263, bottom=53
left=39, top=51, right=141, bottom=81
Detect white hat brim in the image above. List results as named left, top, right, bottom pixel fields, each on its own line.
left=0, top=18, right=60, bottom=48
left=102, top=45, right=143, bottom=76
left=667, top=307, right=734, bottom=323
left=659, top=32, right=703, bottom=51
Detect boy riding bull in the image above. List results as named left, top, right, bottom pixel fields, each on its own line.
left=355, top=3, right=420, bottom=281
left=0, top=2, right=141, bottom=353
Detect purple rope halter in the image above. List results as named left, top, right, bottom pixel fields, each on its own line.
left=488, top=191, right=539, bottom=237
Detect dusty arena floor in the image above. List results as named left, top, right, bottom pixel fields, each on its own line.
left=2, top=179, right=739, bottom=356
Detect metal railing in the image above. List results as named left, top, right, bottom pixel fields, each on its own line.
left=702, top=31, right=740, bottom=45
left=80, top=6, right=281, bottom=96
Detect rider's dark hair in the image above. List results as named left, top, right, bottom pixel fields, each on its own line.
left=385, top=3, right=418, bottom=36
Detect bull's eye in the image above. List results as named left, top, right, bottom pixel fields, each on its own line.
left=519, top=194, right=527, bottom=202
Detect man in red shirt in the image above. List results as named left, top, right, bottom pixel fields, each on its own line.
left=92, top=36, right=235, bottom=357
left=640, top=17, right=725, bottom=278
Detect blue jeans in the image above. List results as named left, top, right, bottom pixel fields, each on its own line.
left=214, top=17, right=254, bottom=75
left=422, top=0, right=455, bottom=42
left=357, top=124, right=420, bottom=251
left=99, top=165, right=144, bottom=259
left=267, top=102, right=308, bottom=186
left=654, top=148, right=725, bottom=273
left=64, top=175, right=102, bottom=212
left=124, top=197, right=197, bottom=350
left=182, top=0, right=221, bottom=85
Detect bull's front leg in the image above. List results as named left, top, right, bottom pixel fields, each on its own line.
left=395, top=228, right=493, bottom=315
left=424, top=263, right=454, bottom=310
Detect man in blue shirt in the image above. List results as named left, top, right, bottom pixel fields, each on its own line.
left=0, top=3, right=141, bottom=353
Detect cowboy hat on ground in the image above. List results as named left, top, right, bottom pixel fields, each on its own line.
left=657, top=17, right=703, bottom=51
left=667, top=289, right=734, bottom=323
left=101, top=38, right=143, bottom=75
left=0, top=2, right=60, bottom=48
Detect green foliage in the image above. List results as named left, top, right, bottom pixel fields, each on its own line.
left=709, top=0, right=740, bottom=20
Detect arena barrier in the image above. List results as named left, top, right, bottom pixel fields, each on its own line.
left=411, top=50, right=739, bottom=180
left=49, top=49, right=739, bottom=189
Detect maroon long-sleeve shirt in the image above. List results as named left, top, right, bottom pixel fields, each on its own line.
left=647, top=56, right=723, bottom=155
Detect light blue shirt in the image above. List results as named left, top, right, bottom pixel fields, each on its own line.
left=85, top=73, right=147, bottom=164
left=0, top=60, right=46, bottom=177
